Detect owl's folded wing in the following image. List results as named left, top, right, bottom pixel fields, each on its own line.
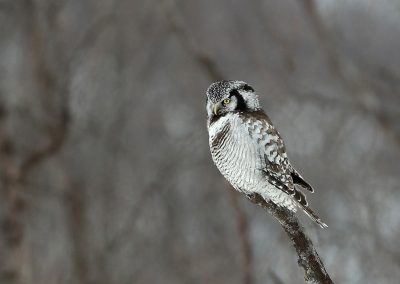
left=240, top=110, right=309, bottom=206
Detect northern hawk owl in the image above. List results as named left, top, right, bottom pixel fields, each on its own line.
left=206, top=80, right=327, bottom=228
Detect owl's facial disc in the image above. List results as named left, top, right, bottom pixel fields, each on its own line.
left=206, top=80, right=259, bottom=120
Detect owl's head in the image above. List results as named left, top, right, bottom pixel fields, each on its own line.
left=206, top=80, right=260, bottom=120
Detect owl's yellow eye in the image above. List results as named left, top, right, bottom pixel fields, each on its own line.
left=223, top=98, right=231, bottom=105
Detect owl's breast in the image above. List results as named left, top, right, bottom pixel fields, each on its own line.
left=208, top=114, right=264, bottom=192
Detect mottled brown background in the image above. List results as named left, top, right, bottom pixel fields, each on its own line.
left=0, top=0, right=400, bottom=283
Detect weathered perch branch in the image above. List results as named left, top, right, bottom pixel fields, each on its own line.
left=246, top=193, right=333, bottom=284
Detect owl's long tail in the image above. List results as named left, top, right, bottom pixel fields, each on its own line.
left=292, top=188, right=328, bottom=228
left=300, top=204, right=328, bottom=228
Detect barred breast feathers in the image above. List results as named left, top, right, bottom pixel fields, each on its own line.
left=211, top=122, right=231, bottom=149
left=208, top=113, right=235, bottom=142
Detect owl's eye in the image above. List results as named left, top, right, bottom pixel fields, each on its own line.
left=223, top=98, right=231, bottom=105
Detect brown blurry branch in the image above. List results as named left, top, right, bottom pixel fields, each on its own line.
left=165, top=2, right=257, bottom=283
left=0, top=1, right=70, bottom=283
left=164, top=2, right=254, bottom=283
left=229, top=190, right=253, bottom=284
left=164, top=0, right=224, bottom=81
left=69, top=14, right=116, bottom=62
left=299, top=0, right=400, bottom=147
left=247, top=193, right=333, bottom=284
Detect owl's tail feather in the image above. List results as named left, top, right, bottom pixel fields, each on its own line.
left=300, top=204, right=328, bottom=229
left=291, top=188, right=328, bottom=228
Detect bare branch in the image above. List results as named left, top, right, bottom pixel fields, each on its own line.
left=68, top=14, right=117, bottom=63
left=247, top=193, right=333, bottom=284
left=163, top=3, right=255, bottom=283
left=164, top=0, right=224, bottom=81
left=229, top=190, right=253, bottom=284
left=299, top=0, right=400, bottom=147
left=0, top=1, right=70, bottom=283
left=164, top=3, right=256, bottom=282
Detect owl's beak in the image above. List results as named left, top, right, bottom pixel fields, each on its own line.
left=213, top=104, right=220, bottom=116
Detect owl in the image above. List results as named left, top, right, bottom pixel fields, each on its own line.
left=206, top=80, right=327, bottom=228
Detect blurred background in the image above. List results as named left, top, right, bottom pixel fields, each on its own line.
left=0, top=0, right=400, bottom=283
